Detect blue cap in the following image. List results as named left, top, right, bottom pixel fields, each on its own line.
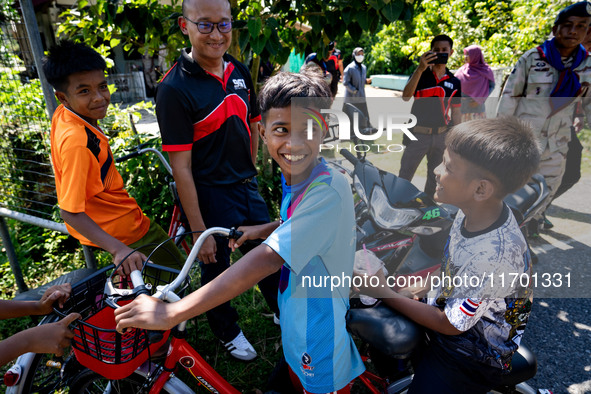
left=555, top=1, right=591, bottom=25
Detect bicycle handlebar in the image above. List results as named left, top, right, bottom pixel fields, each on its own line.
left=154, top=227, right=242, bottom=300
left=115, top=146, right=173, bottom=176
left=115, top=150, right=142, bottom=163
left=340, top=148, right=359, bottom=165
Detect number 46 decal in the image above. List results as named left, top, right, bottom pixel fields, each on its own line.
left=422, top=208, right=441, bottom=220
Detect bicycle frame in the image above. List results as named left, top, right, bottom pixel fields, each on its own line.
left=148, top=334, right=239, bottom=394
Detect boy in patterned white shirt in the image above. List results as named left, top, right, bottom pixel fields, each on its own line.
left=360, top=117, right=540, bottom=393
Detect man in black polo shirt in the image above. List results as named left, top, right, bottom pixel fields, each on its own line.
left=400, top=34, right=462, bottom=198
left=155, top=0, right=279, bottom=361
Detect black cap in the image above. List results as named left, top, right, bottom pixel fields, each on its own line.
left=328, top=41, right=335, bottom=51
left=555, top=1, right=591, bottom=25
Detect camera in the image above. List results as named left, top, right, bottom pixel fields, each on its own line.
left=430, top=52, right=449, bottom=64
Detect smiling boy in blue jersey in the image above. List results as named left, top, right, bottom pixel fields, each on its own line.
left=115, top=71, right=365, bottom=393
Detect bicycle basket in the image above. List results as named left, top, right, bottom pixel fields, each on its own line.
left=55, top=263, right=185, bottom=380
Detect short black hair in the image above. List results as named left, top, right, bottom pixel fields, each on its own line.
left=445, top=116, right=540, bottom=196
left=431, top=34, right=453, bottom=50
left=42, top=40, right=106, bottom=92
left=258, top=71, right=332, bottom=121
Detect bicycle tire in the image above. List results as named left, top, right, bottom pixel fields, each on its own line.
left=19, top=352, right=67, bottom=394
left=68, top=367, right=195, bottom=394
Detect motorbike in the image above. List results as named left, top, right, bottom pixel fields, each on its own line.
left=333, top=148, right=550, bottom=393
left=336, top=148, right=550, bottom=298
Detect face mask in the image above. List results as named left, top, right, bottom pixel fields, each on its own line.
left=355, top=54, right=365, bottom=63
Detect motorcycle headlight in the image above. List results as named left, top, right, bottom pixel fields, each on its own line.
left=354, top=174, right=367, bottom=204
left=407, top=225, right=442, bottom=235
left=369, top=187, right=422, bottom=230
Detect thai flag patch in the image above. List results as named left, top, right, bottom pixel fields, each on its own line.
left=459, top=299, right=480, bottom=316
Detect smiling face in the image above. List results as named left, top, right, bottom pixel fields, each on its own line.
left=55, top=70, right=110, bottom=127
left=433, top=149, right=480, bottom=207
left=553, top=16, right=591, bottom=54
left=260, top=106, right=324, bottom=185
left=179, top=0, right=232, bottom=67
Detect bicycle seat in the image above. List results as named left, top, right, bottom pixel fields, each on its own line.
left=346, top=303, right=422, bottom=359
left=12, top=268, right=98, bottom=302
left=492, top=345, right=537, bottom=389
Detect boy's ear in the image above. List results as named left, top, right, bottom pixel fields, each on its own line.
left=473, top=179, right=495, bottom=202
left=258, top=122, right=267, bottom=144
left=55, top=91, right=69, bottom=107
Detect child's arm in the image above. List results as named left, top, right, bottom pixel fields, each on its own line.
left=0, top=313, right=80, bottom=368
left=358, top=270, right=462, bottom=336
left=0, top=283, right=71, bottom=320
left=228, top=221, right=281, bottom=252
left=114, top=243, right=284, bottom=331
left=60, top=209, right=147, bottom=275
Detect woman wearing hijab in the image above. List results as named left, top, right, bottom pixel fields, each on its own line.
left=343, top=47, right=373, bottom=130
left=454, top=45, right=495, bottom=121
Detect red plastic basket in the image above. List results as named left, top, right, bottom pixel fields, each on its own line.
left=56, top=264, right=182, bottom=380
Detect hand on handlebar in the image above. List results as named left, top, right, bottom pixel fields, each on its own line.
left=113, top=247, right=149, bottom=276
left=195, top=234, right=217, bottom=264
left=114, top=294, right=177, bottom=332
left=228, top=225, right=261, bottom=252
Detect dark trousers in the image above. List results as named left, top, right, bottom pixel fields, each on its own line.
left=408, top=339, right=505, bottom=394
left=554, top=127, right=583, bottom=200
left=399, top=132, right=446, bottom=198
left=196, top=179, right=280, bottom=342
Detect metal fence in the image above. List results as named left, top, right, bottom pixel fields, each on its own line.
left=0, top=0, right=94, bottom=294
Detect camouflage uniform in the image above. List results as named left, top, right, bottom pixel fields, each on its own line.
left=497, top=47, right=591, bottom=203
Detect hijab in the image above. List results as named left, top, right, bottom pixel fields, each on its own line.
left=454, top=45, right=495, bottom=104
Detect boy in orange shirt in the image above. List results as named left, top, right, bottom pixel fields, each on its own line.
left=43, top=41, right=181, bottom=274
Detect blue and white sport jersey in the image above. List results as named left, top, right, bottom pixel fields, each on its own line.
left=264, top=159, right=364, bottom=392
left=427, top=204, right=533, bottom=370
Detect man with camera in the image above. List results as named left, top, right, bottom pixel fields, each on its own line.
left=400, top=34, right=462, bottom=198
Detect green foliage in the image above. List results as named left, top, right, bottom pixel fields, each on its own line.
left=367, top=0, right=565, bottom=75
left=57, top=0, right=184, bottom=67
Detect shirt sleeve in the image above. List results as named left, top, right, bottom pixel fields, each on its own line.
left=56, top=146, right=93, bottom=213
left=264, top=185, right=340, bottom=275
left=156, top=82, right=195, bottom=152
left=497, top=54, right=528, bottom=116
left=442, top=251, right=523, bottom=332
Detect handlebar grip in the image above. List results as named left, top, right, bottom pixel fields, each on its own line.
left=228, top=228, right=244, bottom=240
left=115, top=150, right=141, bottom=163
left=340, top=149, right=358, bottom=165
left=126, top=270, right=164, bottom=343
left=147, top=330, right=164, bottom=344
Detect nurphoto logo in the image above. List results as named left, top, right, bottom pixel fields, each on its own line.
left=305, top=107, right=418, bottom=154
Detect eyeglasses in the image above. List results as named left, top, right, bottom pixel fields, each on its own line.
left=183, top=17, right=232, bottom=34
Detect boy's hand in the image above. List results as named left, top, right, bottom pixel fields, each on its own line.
left=114, top=294, right=176, bottom=332
left=228, top=225, right=263, bottom=252
left=27, top=313, right=80, bottom=356
left=353, top=269, right=396, bottom=299
left=113, top=246, right=149, bottom=276
left=37, top=283, right=72, bottom=314
left=195, top=234, right=217, bottom=264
